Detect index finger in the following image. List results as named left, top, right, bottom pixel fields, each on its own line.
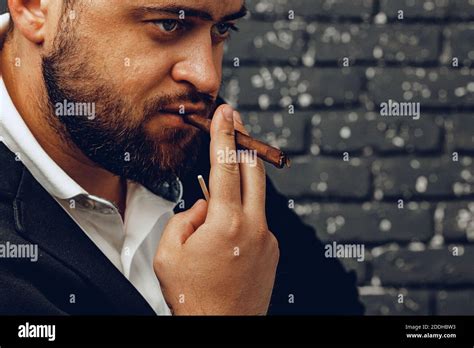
left=233, top=111, right=267, bottom=224
left=208, top=104, right=241, bottom=210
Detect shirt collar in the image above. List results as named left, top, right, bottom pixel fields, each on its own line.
left=0, top=77, right=87, bottom=199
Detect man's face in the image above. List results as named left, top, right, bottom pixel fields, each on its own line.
left=41, top=0, right=245, bottom=191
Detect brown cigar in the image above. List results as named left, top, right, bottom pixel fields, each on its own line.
left=183, top=114, right=290, bottom=169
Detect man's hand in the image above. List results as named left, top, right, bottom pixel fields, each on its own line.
left=154, top=104, right=279, bottom=315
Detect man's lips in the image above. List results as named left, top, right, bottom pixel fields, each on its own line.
left=146, top=104, right=211, bottom=129
left=160, top=104, right=209, bottom=118
left=150, top=109, right=209, bottom=128
left=160, top=111, right=207, bottom=118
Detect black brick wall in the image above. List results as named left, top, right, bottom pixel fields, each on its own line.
left=223, top=0, right=474, bottom=315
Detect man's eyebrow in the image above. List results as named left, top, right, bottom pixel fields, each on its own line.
left=130, top=4, right=248, bottom=22
left=220, top=5, right=248, bottom=22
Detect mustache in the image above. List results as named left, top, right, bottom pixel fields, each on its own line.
left=143, top=90, right=216, bottom=119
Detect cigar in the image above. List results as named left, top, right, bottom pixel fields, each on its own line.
left=183, top=114, right=291, bottom=169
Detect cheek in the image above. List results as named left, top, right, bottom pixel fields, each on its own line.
left=105, top=54, right=173, bottom=109
left=87, top=33, right=173, bottom=101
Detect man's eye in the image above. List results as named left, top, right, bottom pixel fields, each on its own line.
left=153, top=19, right=182, bottom=33
left=213, top=23, right=239, bottom=37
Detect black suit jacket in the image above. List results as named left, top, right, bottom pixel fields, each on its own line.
left=0, top=139, right=364, bottom=315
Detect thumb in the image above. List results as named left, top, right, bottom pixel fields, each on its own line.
left=161, top=199, right=208, bottom=246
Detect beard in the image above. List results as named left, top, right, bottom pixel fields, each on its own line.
left=41, top=25, right=215, bottom=195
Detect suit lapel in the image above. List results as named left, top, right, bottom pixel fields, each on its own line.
left=12, top=165, right=155, bottom=315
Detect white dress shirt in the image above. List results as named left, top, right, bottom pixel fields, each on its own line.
left=0, top=13, right=180, bottom=314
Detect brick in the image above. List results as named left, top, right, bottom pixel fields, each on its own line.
left=367, top=68, right=474, bottom=107
left=247, top=0, right=374, bottom=19
left=297, top=202, right=433, bottom=243
left=373, top=156, right=474, bottom=199
left=311, top=111, right=369, bottom=153
left=448, top=0, right=474, bottom=19
left=377, top=25, right=441, bottom=63
left=446, top=25, right=474, bottom=66
left=452, top=114, right=474, bottom=153
left=380, top=0, right=449, bottom=19
left=241, top=111, right=310, bottom=154
left=224, top=19, right=306, bottom=65
left=360, top=288, right=430, bottom=315
left=438, top=201, right=474, bottom=241
left=436, top=290, right=474, bottom=315
left=305, top=24, right=440, bottom=64
left=222, top=67, right=364, bottom=109
left=372, top=246, right=474, bottom=286
left=266, top=156, right=371, bottom=199
left=311, top=111, right=443, bottom=154
left=305, top=23, right=377, bottom=63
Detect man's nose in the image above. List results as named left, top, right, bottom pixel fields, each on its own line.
left=171, top=39, right=221, bottom=97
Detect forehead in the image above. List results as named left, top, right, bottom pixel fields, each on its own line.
left=92, top=0, right=245, bottom=20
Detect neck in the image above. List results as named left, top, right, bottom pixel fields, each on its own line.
left=0, top=41, right=127, bottom=215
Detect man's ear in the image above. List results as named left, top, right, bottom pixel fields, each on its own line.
left=8, top=0, right=47, bottom=44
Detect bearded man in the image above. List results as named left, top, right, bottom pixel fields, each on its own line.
left=0, top=0, right=362, bottom=315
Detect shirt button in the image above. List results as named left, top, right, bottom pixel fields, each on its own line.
left=100, top=207, right=116, bottom=215
left=80, top=198, right=95, bottom=210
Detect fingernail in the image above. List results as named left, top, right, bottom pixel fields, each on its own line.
left=223, top=106, right=234, bottom=122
